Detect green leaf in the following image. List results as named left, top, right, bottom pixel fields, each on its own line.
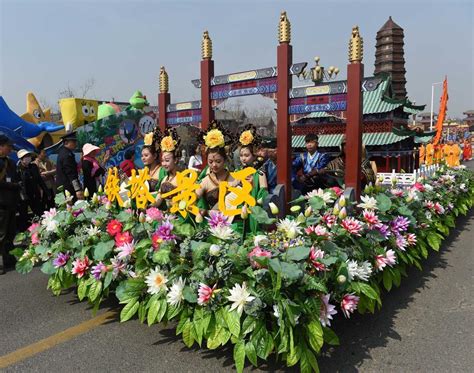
left=120, top=298, right=139, bottom=322
left=115, top=279, right=146, bottom=303
left=245, top=342, right=258, bottom=366
left=174, top=223, right=195, bottom=237
left=376, top=194, right=392, bottom=212
left=152, top=248, right=171, bottom=265
left=93, top=241, right=115, bottom=261
left=182, top=319, right=194, bottom=348
left=183, top=286, right=198, bottom=303
left=307, top=320, right=324, bottom=352
left=269, top=259, right=302, bottom=282
left=242, top=316, right=256, bottom=336
left=322, top=327, right=339, bottom=345
left=304, top=276, right=328, bottom=293
left=147, top=297, right=160, bottom=326
left=15, top=259, right=34, bottom=274
left=352, top=282, right=378, bottom=300
left=250, top=205, right=276, bottom=225
left=233, top=340, right=246, bottom=373
left=156, top=299, right=167, bottom=322
left=224, top=309, right=241, bottom=337
left=77, top=279, right=88, bottom=301
left=41, top=260, right=57, bottom=275
left=9, top=247, right=24, bottom=258
left=308, top=196, right=325, bottom=211
left=207, top=325, right=222, bottom=350
left=103, top=271, right=113, bottom=290
left=138, top=302, right=147, bottom=323
left=383, top=270, right=392, bottom=291
left=286, top=246, right=311, bottom=261
left=88, top=281, right=102, bottom=302
left=427, top=233, right=441, bottom=251
left=300, top=344, right=319, bottom=373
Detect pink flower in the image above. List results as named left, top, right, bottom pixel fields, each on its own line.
left=53, top=252, right=70, bottom=268
left=206, top=211, right=230, bottom=228
left=111, top=258, right=127, bottom=279
left=320, top=294, right=337, bottom=327
left=424, top=200, right=435, bottom=209
left=395, top=234, right=408, bottom=251
left=151, top=232, right=162, bottom=250
left=309, top=247, right=326, bottom=271
left=375, top=249, right=397, bottom=271
left=27, top=223, right=40, bottom=233
left=321, top=213, right=336, bottom=228
left=248, top=246, right=272, bottom=269
left=42, top=208, right=57, bottom=220
left=341, top=294, right=359, bottom=318
left=146, top=207, right=163, bottom=222
left=341, top=217, right=363, bottom=236
left=434, top=202, right=445, bottom=215
left=406, top=233, right=417, bottom=246
left=363, top=210, right=380, bottom=226
left=197, top=283, right=217, bottom=305
left=115, top=231, right=133, bottom=247
left=107, top=220, right=123, bottom=236
left=155, top=220, right=176, bottom=241
left=413, top=182, right=425, bottom=192
left=305, top=224, right=329, bottom=237
left=390, top=188, right=404, bottom=197
left=115, top=242, right=135, bottom=260
left=71, top=256, right=90, bottom=278
left=31, top=232, right=40, bottom=245
left=331, top=186, right=344, bottom=197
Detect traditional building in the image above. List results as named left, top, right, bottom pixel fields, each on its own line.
left=463, top=110, right=474, bottom=131
left=291, top=17, right=426, bottom=173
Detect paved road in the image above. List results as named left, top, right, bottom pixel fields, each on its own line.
left=1, top=163, right=473, bottom=372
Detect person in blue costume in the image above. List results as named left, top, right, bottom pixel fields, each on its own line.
left=292, top=133, right=330, bottom=195
left=256, top=138, right=277, bottom=194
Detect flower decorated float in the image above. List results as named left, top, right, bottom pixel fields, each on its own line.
left=12, top=163, right=473, bottom=372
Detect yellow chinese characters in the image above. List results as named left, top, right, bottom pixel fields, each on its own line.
left=161, top=169, right=200, bottom=218
left=105, top=167, right=124, bottom=207
left=219, top=167, right=257, bottom=217
left=128, top=168, right=155, bottom=209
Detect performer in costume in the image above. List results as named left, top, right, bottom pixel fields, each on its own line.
left=196, top=121, right=239, bottom=213
left=142, top=128, right=167, bottom=191
left=442, top=138, right=461, bottom=167
left=292, top=134, right=330, bottom=194
left=153, top=128, right=181, bottom=210
left=425, top=141, right=435, bottom=166
left=463, top=137, right=472, bottom=161
left=419, top=144, right=426, bottom=165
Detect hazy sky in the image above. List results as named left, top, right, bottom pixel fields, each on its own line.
left=1, top=0, right=473, bottom=118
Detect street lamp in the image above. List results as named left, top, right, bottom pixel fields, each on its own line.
left=430, top=81, right=443, bottom=131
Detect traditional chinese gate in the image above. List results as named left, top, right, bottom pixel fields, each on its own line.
left=156, top=12, right=364, bottom=208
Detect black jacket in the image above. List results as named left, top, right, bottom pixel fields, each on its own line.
left=0, top=156, right=20, bottom=208
left=82, top=159, right=105, bottom=196
left=17, top=162, right=48, bottom=202
left=56, top=147, right=81, bottom=195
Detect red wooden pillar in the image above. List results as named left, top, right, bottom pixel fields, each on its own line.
left=200, top=31, right=214, bottom=132
left=345, top=58, right=364, bottom=198
left=158, top=66, right=170, bottom=133
left=397, top=156, right=401, bottom=172
left=385, top=156, right=389, bottom=172
left=276, top=13, right=292, bottom=208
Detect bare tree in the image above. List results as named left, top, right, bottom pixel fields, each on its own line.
left=58, top=77, right=96, bottom=99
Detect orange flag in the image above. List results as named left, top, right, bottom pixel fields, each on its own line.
left=433, top=77, right=448, bottom=145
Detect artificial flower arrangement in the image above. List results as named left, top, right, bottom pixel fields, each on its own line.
left=12, top=165, right=474, bottom=373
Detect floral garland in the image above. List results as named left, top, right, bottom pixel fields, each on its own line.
left=12, top=165, right=474, bottom=373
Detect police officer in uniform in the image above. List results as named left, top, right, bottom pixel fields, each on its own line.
left=56, top=132, right=84, bottom=200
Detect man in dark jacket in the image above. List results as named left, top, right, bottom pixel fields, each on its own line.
left=56, top=132, right=84, bottom=200
left=0, top=135, right=20, bottom=274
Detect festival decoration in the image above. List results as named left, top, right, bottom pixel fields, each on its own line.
left=161, top=169, right=200, bottom=218
left=59, top=98, right=99, bottom=128
left=12, top=165, right=473, bottom=372
left=129, top=91, right=149, bottom=110
left=218, top=167, right=257, bottom=217
left=127, top=168, right=155, bottom=209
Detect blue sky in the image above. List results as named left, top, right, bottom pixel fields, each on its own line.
left=1, top=0, right=472, bottom=118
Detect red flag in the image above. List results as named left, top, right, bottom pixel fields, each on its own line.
left=433, top=77, right=448, bottom=145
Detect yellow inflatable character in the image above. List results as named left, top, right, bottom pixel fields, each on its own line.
left=21, top=92, right=52, bottom=123
left=59, top=98, right=99, bottom=129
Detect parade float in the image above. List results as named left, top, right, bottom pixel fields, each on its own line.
left=11, top=12, right=474, bottom=373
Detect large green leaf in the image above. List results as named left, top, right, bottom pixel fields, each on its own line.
left=224, top=309, right=241, bottom=337
left=41, top=260, right=57, bottom=275
left=300, top=343, right=319, bottom=373
left=352, top=282, right=378, bottom=300
left=427, top=233, right=441, bottom=251
left=88, top=280, right=102, bottom=302
left=152, top=248, right=171, bottom=265
left=382, top=270, right=393, bottom=291
left=120, top=298, right=139, bottom=322
left=15, top=259, right=34, bottom=274
left=147, top=297, right=160, bottom=326
left=245, top=341, right=258, bottom=366
left=182, top=319, right=195, bottom=347
left=322, top=327, right=339, bottom=345
left=269, top=259, right=303, bottom=282
left=233, top=340, right=246, bottom=373
left=376, top=194, right=392, bottom=212
left=308, top=196, right=325, bottom=211
left=286, top=246, right=311, bottom=261
left=93, top=240, right=115, bottom=261
left=307, top=320, right=324, bottom=352
left=115, top=279, right=146, bottom=303
left=250, top=205, right=276, bottom=225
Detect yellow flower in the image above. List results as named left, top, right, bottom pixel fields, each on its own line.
left=144, top=132, right=154, bottom=146
left=239, top=130, right=254, bottom=146
left=161, top=136, right=176, bottom=152
left=204, top=129, right=225, bottom=149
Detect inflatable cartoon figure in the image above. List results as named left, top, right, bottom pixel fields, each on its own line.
left=128, top=91, right=149, bottom=110
left=21, top=92, right=52, bottom=123
left=98, top=102, right=121, bottom=120
left=59, top=98, right=99, bottom=128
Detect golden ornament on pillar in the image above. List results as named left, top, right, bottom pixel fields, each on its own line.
left=278, top=11, right=291, bottom=43
left=348, top=26, right=364, bottom=63
left=201, top=30, right=213, bottom=60
left=159, top=66, right=169, bottom=93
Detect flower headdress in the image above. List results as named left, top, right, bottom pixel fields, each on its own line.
left=143, top=125, right=163, bottom=153
left=158, top=128, right=181, bottom=154
left=200, top=121, right=232, bottom=150
left=238, top=124, right=261, bottom=149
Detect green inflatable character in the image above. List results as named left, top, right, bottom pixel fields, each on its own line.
left=128, top=91, right=149, bottom=110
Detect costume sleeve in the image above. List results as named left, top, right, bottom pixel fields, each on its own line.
left=64, top=154, right=81, bottom=192
left=319, top=153, right=330, bottom=169
left=291, top=154, right=303, bottom=181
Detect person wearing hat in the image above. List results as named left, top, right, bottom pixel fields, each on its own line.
left=34, top=148, right=56, bottom=209
left=81, top=143, right=110, bottom=197
left=0, top=135, right=20, bottom=274
left=257, top=138, right=277, bottom=194
left=17, top=149, right=48, bottom=231
left=56, top=131, right=83, bottom=200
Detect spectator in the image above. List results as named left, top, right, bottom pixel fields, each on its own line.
left=0, top=135, right=20, bottom=274
left=34, top=148, right=56, bottom=209
left=188, top=145, right=203, bottom=172
left=82, top=143, right=109, bottom=196
left=120, top=148, right=135, bottom=177
left=17, top=149, right=48, bottom=231
left=257, top=138, right=277, bottom=194
left=56, top=132, right=83, bottom=200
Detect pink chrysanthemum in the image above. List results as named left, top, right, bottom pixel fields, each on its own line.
left=320, top=293, right=337, bottom=327
left=206, top=211, right=230, bottom=228
left=363, top=209, right=380, bottom=226
left=197, top=283, right=217, bottom=305
left=341, top=293, right=360, bottom=318
left=71, top=256, right=90, bottom=278
left=309, top=247, right=326, bottom=271
left=321, top=213, right=336, bottom=228
left=341, top=217, right=363, bottom=236
left=375, top=249, right=397, bottom=271
left=146, top=207, right=163, bottom=222
left=248, top=247, right=272, bottom=269
left=406, top=233, right=417, bottom=246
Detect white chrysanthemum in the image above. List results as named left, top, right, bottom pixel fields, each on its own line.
left=45, top=219, right=58, bottom=232
left=253, top=235, right=269, bottom=247
left=209, top=225, right=234, bottom=240
left=347, top=260, right=359, bottom=281
left=424, top=184, right=433, bottom=192
left=227, top=282, right=255, bottom=315
left=346, top=259, right=373, bottom=282
left=145, top=268, right=168, bottom=295
left=85, top=225, right=100, bottom=237
left=358, top=195, right=378, bottom=210
left=277, top=218, right=302, bottom=239
left=166, top=277, right=185, bottom=307
left=306, top=188, right=334, bottom=204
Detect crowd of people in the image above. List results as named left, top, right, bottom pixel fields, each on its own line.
left=419, top=137, right=472, bottom=167
left=2, top=125, right=471, bottom=274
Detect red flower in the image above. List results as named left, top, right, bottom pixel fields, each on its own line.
left=151, top=232, right=162, bottom=250
left=115, top=231, right=133, bottom=246
left=107, top=220, right=123, bottom=237
left=71, top=256, right=90, bottom=278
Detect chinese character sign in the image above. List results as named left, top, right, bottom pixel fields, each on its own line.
left=161, top=169, right=200, bottom=218
left=219, top=167, right=257, bottom=217
left=127, top=168, right=155, bottom=209
left=105, top=167, right=124, bottom=207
